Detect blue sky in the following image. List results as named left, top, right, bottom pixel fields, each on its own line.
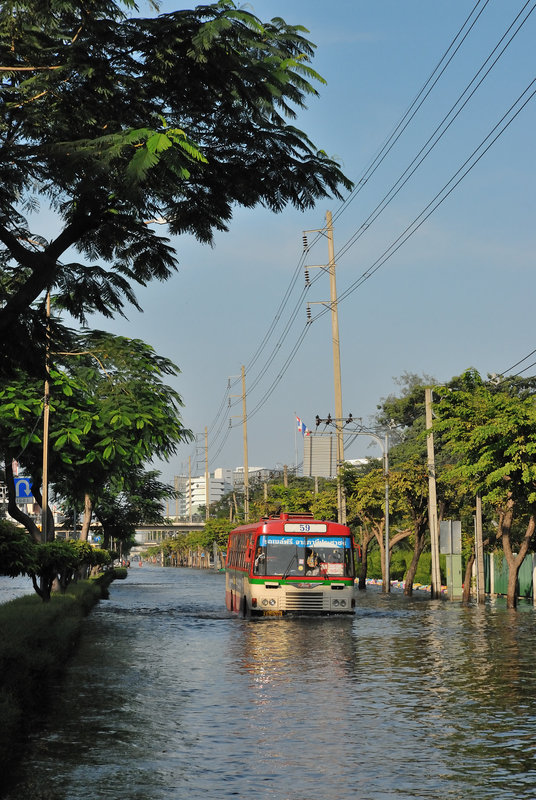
left=88, top=0, right=535, bottom=481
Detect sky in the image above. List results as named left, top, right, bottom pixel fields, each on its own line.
left=86, top=0, right=536, bottom=481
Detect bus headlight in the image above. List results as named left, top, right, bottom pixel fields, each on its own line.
left=339, top=599, right=347, bottom=607
left=333, top=599, right=340, bottom=607
left=262, top=599, right=269, bottom=606
left=269, top=599, right=276, bottom=606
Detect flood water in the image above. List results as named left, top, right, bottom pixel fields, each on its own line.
left=4, top=566, right=536, bottom=800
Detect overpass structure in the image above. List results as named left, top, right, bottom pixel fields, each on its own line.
left=134, top=520, right=206, bottom=549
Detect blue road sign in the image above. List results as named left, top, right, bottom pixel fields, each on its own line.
left=14, top=478, right=33, bottom=499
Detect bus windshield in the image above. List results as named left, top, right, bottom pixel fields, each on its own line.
left=253, top=535, right=354, bottom=578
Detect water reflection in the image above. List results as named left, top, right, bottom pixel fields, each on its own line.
left=5, top=568, right=536, bottom=800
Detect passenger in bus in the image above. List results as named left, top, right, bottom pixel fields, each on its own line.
left=254, top=546, right=266, bottom=574
left=305, top=550, right=321, bottom=576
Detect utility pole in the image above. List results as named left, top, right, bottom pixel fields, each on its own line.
left=188, top=456, right=192, bottom=523
left=41, top=290, right=51, bottom=543
left=204, top=426, right=209, bottom=522
left=475, top=491, right=485, bottom=603
left=425, top=388, right=441, bottom=599
left=241, top=365, right=249, bottom=522
left=326, top=211, right=346, bottom=525
left=384, top=430, right=390, bottom=594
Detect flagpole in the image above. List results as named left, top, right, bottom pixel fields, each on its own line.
left=294, top=412, right=298, bottom=473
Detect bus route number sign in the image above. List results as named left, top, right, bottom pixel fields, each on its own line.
left=284, top=523, right=327, bottom=533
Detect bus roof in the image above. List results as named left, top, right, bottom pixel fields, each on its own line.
left=229, top=513, right=351, bottom=536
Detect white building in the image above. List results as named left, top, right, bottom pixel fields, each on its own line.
left=170, top=466, right=272, bottom=520
left=168, top=473, right=231, bottom=519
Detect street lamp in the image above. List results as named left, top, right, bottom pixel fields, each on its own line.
left=353, top=428, right=390, bottom=593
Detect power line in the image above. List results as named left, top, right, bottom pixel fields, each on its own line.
left=310, top=78, right=536, bottom=321
left=331, top=0, right=492, bottom=227
left=223, top=75, right=536, bottom=439
left=234, top=0, right=525, bottom=404
left=222, top=1, right=494, bottom=409
left=334, top=0, right=536, bottom=264
left=500, top=348, right=536, bottom=375
left=196, top=3, right=534, bottom=465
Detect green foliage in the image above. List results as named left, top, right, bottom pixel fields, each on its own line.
left=92, top=466, right=176, bottom=549
left=202, top=518, right=234, bottom=549
left=367, top=548, right=434, bottom=585
left=110, top=566, right=128, bottom=580
left=0, top=332, right=189, bottom=556
left=249, top=482, right=317, bottom=518
left=0, top=0, right=352, bottom=377
left=0, top=520, right=36, bottom=577
left=435, top=370, right=536, bottom=508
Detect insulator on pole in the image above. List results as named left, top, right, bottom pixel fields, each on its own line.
left=302, top=234, right=308, bottom=251
left=306, top=305, right=312, bottom=321
left=304, top=268, right=310, bottom=285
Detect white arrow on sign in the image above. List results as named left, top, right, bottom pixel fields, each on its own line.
left=14, top=478, right=33, bottom=499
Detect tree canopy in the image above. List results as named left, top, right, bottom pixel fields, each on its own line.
left=0, top=331, right=190, bottom=541
left=0, top=0, right=352, bottom=374
left=434, top=369, right=536, bottom=607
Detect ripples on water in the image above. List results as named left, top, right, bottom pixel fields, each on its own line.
left=3, top=567, right=536, bottom=800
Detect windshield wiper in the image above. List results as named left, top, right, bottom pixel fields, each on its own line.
left=281, top=547, right=298, bottom=580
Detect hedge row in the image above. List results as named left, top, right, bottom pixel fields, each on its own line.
left=0, top=572, right=119, bottom=794
left=366, top=550, right=447, bottom=585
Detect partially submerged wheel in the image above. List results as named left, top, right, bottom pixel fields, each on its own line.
left=241, top=596, right=250, bottom=619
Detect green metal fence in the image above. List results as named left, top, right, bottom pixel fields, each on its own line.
left=490, top=551, right=534, bottom=599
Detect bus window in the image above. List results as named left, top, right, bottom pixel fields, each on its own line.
left=253, top=545, right=266, bottom=575
left=254, top=535, right=354, bottom=578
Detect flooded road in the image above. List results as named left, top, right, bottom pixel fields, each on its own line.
left=5, top=566, right=536, bottom=800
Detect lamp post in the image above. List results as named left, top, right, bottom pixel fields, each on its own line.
left=356, top=429, right=390, bottom=593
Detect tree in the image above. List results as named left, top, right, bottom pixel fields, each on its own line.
left=92, top=467, right=175, bottom=552
left=0, top=0, right=352, bottom=376
left=0, top=331, right=191, bottom=544
left=28, top=539, right=92, bottom=601
left=345, top=467, right=413, bottom=592
left=249, top=482, right=316, bottom=520
left=434, top=369, right=536, bottom=608
left=375, top=373, right=474, bottom=596
left=0, top=519, right=36, bottom=576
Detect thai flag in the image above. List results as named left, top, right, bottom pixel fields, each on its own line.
left=296, top=416, right=311, bottom=436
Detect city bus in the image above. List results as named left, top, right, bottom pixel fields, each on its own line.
left=225, top=513, right=356, bottom=616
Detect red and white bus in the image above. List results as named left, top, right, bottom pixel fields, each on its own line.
left=225, top=513, right=356, bottom=616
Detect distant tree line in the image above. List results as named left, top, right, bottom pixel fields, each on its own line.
left=154, top=370, right=536, bottom=610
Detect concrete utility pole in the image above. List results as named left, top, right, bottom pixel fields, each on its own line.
left=204, top=427, right=209, bottom=522
left=383, top=430, right=390, bottom=594
left=41, top=290, right=51, bottom=543
left=326, top=211, right=346, bottom=525
left=188, top=456, right=192, bottom=523
left=241, top=365, right=249, bottom=522
left=425, top=388, right=441, bottom=599
left=475, top=492, right=485, bottom=603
